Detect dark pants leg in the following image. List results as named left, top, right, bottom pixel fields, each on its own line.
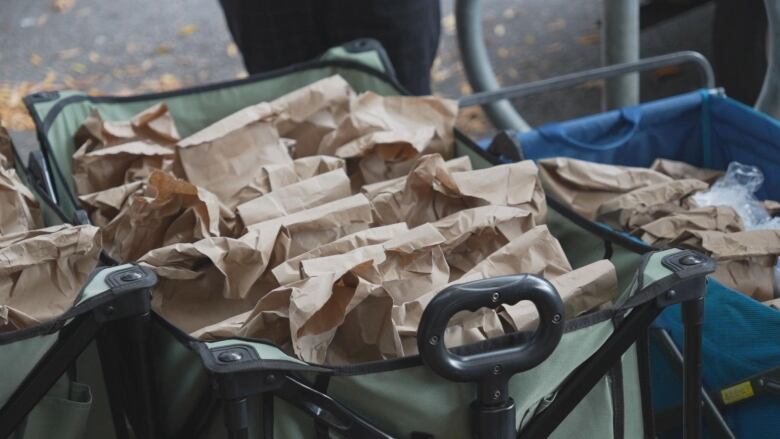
left=218, top=0, right=325, bottom=73
left=218, top=0, right=441, bottom=95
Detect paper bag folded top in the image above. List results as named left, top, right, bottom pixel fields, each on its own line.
left=367, top=154, right=546, bottom=227
left=0, top=225, right=101, bottom=332
left=0, top=166, right=41, bottom=235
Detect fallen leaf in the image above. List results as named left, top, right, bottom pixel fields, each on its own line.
left=226, top=42, right=239, bottom=58
left=70, top=63, right=86, bottom=73
left=493, top=24, right=506, bottom=37
left=160, top=73, right=181, bottom=90
left=524, top=35, right=536, bottom=45
left=506, top=67, right=520, bottom=80
left=235, top=70, right=249, bottom=79
left=441, top=13, right=456, bottom=33
left=52, top=0, right=75, bottom=13
left=58, top=47, right=81, bottom=60
left=155, top=43, right=172, bottom=55
left=141, top=59, right=153, bottom=71
left=544, top=42, right=564, bottom=53
left=497, top=47, right=510, bottom=59
left=30, top=53, right=42, bottom=66
left=36, top=14, right=49, bottom=27
left=577, top=30, right=600, bottom=46
left=88, top=51, right=100, bottom=63
left=502, top=7, right=516, bottom=19
left=546, top=18, right=567, bottom=32
left=178, top=24, right=197, bottom=36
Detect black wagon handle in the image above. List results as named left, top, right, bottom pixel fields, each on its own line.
left=417, top=274, right=565, bottom=383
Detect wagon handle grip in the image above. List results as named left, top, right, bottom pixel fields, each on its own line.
left=418, top=274, right=564, bottom=439
left=418, top=274, right=564, bottom=382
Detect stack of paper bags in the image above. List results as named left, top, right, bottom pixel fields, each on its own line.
left=65, top=77, right=622, bottom=365
left=0, top=124, right=101, bottom=333
left=539, top=157, right=780, bottom=300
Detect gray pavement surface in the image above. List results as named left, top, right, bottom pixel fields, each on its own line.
left=1, top=0, right=714, bottom=154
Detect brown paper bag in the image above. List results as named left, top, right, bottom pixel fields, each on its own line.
left=73, top=103, right=180, bottom=154
left=140, top=236, right=274, bottom=333
left=538, top=157, right=672, bottom=219
left=237, top=169, right=351, bottom=227
left=638, top=206, right=743, bottom=246
left=596, top=179, right=709, bottom=230
left=650, top=158, right=723, bottom=184
left=367, top=154, right=546, bottom=227
left=272, top=222, right=408, bottom=285
left=231, top=155, right=346, bottom=206
left=391, top=225, right=572, bottom=357
left=177, top=106, right=293, bottom=203
left=680, top=229, right=780, bottom=300
left=710, top=256, right=777, bottom=301
left=0, top=225, right=101, bottom=332
left=78, top=181, right=144, bottom=227
left=318, top=92, right=458, bottom=184
left=246, top=193, right=374, bottom=264
left=501, top=260, right=617, bottom=331
left=286, top=224, right=450, bottom=363
left=268, top=75, right=353, bottom=157
left=0, top=167, right=42, bottom=235
left=0, top=124, right=14, bottom=170
left=104, top=171, right=230, bottom=261
left=432, top=205, right=536, bottom=280
left=73, top=141, right=176, bottom=195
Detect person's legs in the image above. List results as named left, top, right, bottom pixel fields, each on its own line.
left=218, top=0, right=325, bottom=74
left=324, top=0, right=441, bottom=95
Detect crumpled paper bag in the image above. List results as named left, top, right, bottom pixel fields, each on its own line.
left=596, top=179, right=709, bottom=230
left=170, top=194, right=377, bottom=337
left=638, top=206, right=744, bottom=246
left=391, top=225, right=572, bottom=358
left=242, top=223, right=450, bottom=363
left=140, top=235, right=274, bottom=333
left=538, top=157, right=672, bottom=219
left=73, top=103, right=180, bottom=153
left=266, top=75, right=353, bottom=158
left=72, top=104, right=180, bottom=195
left=272, top=222, right=409, bottom=286
left=78, top=181, right=144, bottom=227
left=231, top=155, right=346, bottom=207
left=650, top=158, right=723, bottom=184
left=367, top=154, right=546, bottom=227
left=177, top=105, right=293, bottom=204
left=73, top=141, right=176, bottom=195
left=245, top=193, right=373, bottom=264
left=679, top=229, right=780, bottom=300
left=317, top=91, right=458, bottom=185
left=104, top=171, right=230, bottom=261
left=0, top=225, right=101, bottom=332
left=1, top=167, right=42, bottom=235
left=0, top=124, right=14, bottom=170
left=237, top=169, right=351, bottom=227
left=431, top=205, right=536, bottom=280
left=501, top=260, right=618, bottom=331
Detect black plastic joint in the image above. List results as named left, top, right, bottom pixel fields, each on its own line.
left=656, top=249, right=714, bottom=307
left=93, top=266, right=156, bottom=322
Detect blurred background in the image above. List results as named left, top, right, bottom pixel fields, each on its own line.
left=0, top=0, right=762, bottom=143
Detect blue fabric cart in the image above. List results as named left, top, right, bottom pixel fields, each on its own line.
left=481, top=89, right=780, bottom=438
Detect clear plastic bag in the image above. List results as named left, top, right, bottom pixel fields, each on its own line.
left=693, top=162, right=774, bottom=229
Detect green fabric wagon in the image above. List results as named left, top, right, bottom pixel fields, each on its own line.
left=6, top=40, right=712, bottom=438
